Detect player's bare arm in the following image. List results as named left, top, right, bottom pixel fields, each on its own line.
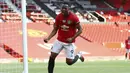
left=72, top=22, right=82, bottom=39
left=67, top=22, right=82, bottom=43
left=44, top=24, right=58, bottom=43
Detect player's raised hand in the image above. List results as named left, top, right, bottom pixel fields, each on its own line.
left=43, top=38, right=49, bottom=43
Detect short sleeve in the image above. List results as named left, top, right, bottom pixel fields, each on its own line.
left=125, top=40, right=128, bottom=46
left=125, top=40, right=127, bottom=44
left=73, top=14, right=80, bottom=25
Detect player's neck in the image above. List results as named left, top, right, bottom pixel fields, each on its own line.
left=63, top=11, right=70, bottom=18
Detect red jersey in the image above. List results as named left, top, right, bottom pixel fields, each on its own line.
left=125, top=40, right=130, bottom=49
left=55, top=12, right=79, bottom=43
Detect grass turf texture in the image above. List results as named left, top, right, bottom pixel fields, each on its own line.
left=0, top=60, right=130, bottom=73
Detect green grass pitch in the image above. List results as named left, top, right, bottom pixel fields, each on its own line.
left=0, top=60, right=130, bottom=73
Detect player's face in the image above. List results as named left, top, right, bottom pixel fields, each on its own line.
left=61, top=8, right=69, bottom=16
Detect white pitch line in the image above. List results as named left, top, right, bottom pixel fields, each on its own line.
left=37, top=43, right=53, bottom=50
left=37, top=43, right=64, bottom=55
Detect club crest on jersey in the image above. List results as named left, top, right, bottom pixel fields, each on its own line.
left=67, top=20, right=72, bottom=24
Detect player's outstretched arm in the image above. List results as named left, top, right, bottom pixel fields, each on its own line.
left=44, top=24, right=58, bottom=43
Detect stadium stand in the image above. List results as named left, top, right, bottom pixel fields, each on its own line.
left=97, top=10, right=130, bottom=22
left=80, top=23, right=130, bottom=54
left=10, top=0, right=54, bottom=24
left=1, top=0, right=130, bottom=59
left=105, top=0, right=130, bottom=11
left=91, top=0, right=110, bottom=9
left=0, top=0, right=17, bottom=22
left=1, top=12, right=21, bottom=22
left=81, top=23, right=129, bottom=43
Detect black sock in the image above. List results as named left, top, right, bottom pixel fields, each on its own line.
left=125, top=53, right=127, bottom=59
left=48, top=57, right=55, bottom=73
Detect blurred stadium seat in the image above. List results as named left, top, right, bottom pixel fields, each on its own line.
left=0, top=0, right=130, bottom=57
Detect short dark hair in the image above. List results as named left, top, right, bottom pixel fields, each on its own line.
left=61, top=4, right=69, bottom=9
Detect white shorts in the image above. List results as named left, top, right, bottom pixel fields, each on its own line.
left=126, top=49, right=130, bottom=53
left=51, top=40, right=76, bottom=59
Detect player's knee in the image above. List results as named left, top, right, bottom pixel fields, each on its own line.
left=66, top=61, right=73, bottom=65
left=49, top=56, right=55, bottom=61
left=66, top=58, right=73, bottom=65
left=50, top=52, right=58, bottom=60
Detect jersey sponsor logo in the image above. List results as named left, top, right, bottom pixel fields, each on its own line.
left=61, top=25, right=69, bottom=31
left=62, top=20, right=66, bottom=23
left=19, top=29, right=48, bottom=37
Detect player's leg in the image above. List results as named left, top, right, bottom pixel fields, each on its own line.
left=48, top=52, right=58, bottom=73
left=128, top=49, right=130, bottom=60
left=65, top=52, right=84, bottom=65
left=48, top=40, right=63, bottom=73
left=64, top=43, right=84, bottom=65
left=125, top=52, right=127, bottom=59
left=125, top=49, right=128, bottom=59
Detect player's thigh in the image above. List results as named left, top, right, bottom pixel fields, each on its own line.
left=64, top=43, right=75, bottom=60
left=128, top=49, right=130, bottom=53
left=50, top=52, right=59, bottom=59
left=126, top=49, right=130, bottom=53
left=51, top=40, right=63, bottom=54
